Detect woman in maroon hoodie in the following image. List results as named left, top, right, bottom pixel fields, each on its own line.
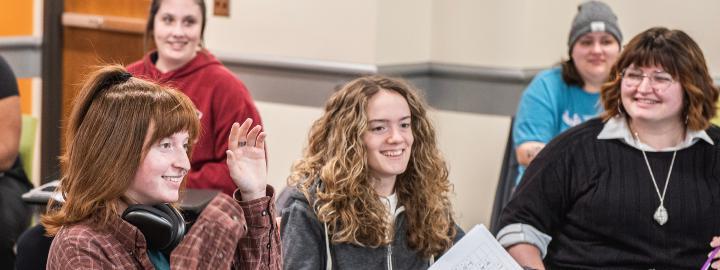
left=128, top=0, right=262, bottom=196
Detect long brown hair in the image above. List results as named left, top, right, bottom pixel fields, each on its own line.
left=289, top=75, right=456, bottom=258
left=42, top=65, right=200, bottom=235
left=601, top=27, right=718, bottom=131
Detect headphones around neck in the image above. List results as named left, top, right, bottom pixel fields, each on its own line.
left=121, top=203, right=185, bottom=253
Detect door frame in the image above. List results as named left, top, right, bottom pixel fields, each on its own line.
left=40, top=0, right=63, bottom=184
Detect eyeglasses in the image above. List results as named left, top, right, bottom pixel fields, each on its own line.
left=621, top=68, right=676, bottom=92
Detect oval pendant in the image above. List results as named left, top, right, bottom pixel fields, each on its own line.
left=654, top=205, right=668, bottom=225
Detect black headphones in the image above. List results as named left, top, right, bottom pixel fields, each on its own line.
left=122, top=204, right=186, bottom=253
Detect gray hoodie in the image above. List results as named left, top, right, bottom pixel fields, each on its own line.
left=280, top=184, right=464, bottom=270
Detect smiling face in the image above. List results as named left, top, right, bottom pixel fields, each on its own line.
left=125, top=129, right=191, bottom=205
left=362, top=89, right=414, bottom=183
left=621, top=65, right=684, bottom=127
left=152, top=0, right=203, bottom=72
left=572, top=31, right=620, bottom=86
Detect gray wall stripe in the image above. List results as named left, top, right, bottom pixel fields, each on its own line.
left=7, top=46, right=719, bottom=116
left=0, top=37, right=42, bottom=78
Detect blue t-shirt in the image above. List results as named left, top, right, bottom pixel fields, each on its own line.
left=513, top=67, right=601, bottom=183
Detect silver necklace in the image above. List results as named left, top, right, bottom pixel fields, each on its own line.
left=634, top=133, right=677, bottom=226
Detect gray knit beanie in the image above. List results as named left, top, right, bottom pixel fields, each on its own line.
left=568, top=1, right=622, bottom=48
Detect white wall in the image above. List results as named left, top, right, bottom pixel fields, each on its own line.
left=432, top=110, right=510, bottom=229
left=431, top=0, right=566, bottom=68
left=608, top=0, right=720, bottom=77
left=205, top=0, right=378, bottom=64
left=256, top=101, right=322, bottom=190
left=375, top=0, right=432, bottom=65
left=206, top=0, right=720, bottom=76
left=430, top=0, right=720, bottom=74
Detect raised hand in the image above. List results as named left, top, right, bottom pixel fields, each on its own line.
left=226, top=118, right=267, bottom=201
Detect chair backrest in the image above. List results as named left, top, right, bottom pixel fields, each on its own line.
left=19, top=115, right=38, bottom=181
left=15, top=224, right=53, bottom=270
left=489, top=116, right=518, bottom=234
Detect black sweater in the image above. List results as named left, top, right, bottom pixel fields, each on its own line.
left=500, top=118, right=720, bottom=270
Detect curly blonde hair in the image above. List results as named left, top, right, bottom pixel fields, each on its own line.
left=289, top=75, right=456, bottom=258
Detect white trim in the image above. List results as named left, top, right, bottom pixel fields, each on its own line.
left=33, top=0, right=43, bottom=36
left=0, top=36, right=42, bottom=49
left=31, top=78, right=42, bottom=186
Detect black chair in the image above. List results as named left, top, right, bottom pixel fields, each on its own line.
left=489, top=117, right=519, bottom=235
left=15, top=224, right=52, bottom=270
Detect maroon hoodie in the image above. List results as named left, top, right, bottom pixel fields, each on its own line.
left=128, top=50, right=262, bottom=196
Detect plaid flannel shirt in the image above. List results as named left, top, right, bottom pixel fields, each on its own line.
left=47, top=186, right=281, bottom=269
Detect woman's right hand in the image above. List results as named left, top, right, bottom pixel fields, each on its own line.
left=515, top=141, right=546, bottom=167
left=226, top=118, right=267, bottom=201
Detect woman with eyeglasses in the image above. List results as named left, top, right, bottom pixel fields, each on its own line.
left=513, top=1, right=622, bottom=183
left=497, top=27, right=720, bottom=269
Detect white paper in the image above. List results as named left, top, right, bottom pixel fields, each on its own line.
left=21, top=179, right=64, bottom=204
left=430, top=224, right=522, bottom=270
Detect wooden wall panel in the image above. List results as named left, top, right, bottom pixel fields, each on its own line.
left=65, top=0, right=152, bottom=18
left=60, top=0, right=150, bottom=154
left=61, top=27, right=145, bottom=127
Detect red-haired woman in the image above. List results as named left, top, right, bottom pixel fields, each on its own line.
left=42, top=65, right=279, bottom=269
